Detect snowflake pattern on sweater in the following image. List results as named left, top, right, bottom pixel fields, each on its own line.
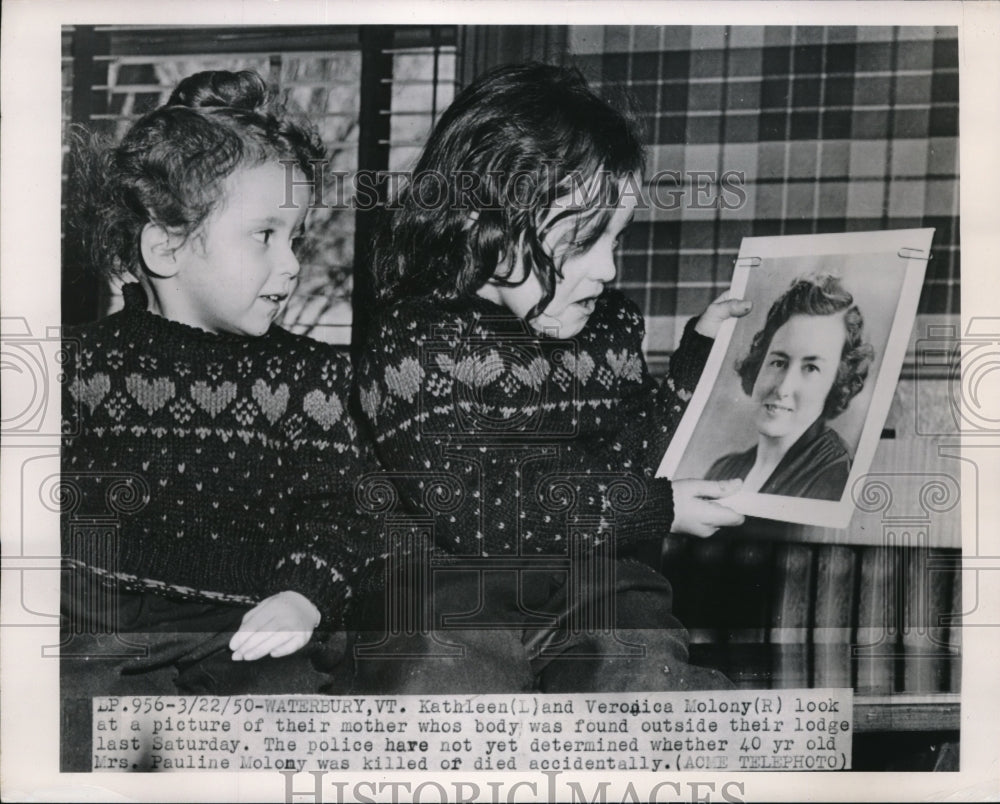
left=61, top=293, right=382, bottom=624
left=355, top=289, right=711, bottom=556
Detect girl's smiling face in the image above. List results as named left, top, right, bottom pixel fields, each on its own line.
left=161, top=162, right=310, bottom=336
left=477, top=175, right=638, bottom=338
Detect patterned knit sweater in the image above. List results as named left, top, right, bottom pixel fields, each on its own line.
left=355, top=289, right=711, bottom=556
left=61, top=289, right=381, bottom=625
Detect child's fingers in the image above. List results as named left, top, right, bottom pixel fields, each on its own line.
left=694, top=296, right=751, bottom=337
left=230, top=605, right=283, bottom=656
left=234, top=629, right=309, bottom=661
left=229, top=624, right=255, bottom=655
left=669, top=478, right=746, bottom=537
left=231, top=622, right=279, bottom=660
left=699, top=500, right=746, bottom=530
left=235, top=594, right=298, bottom=633
left=718, top=297, right=752, bottom=319
left=703, top=297, right=751, bottom=323
left=229, top=592, right=319, bottom=659
left=239, top=631, right=302, bottom=662
left=691, top=478, right=743, bottom=500
left=683, top=519, right=716, bottom=539
left=232, top=626, right=285, bottom=661
left=228, top=604, right=276, bottom=653
left=683, top=505, right=723, bottom=538
left=229, top=632, right=247, bottom=654
left=686, top=500, right=745, bottom=538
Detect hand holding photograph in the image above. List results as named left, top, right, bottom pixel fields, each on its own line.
left=658, top=228, right=933, bottom=529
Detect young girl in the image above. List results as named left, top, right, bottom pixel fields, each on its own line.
left=61, top=70, right=378, bottom=701
left=353, top=63, right=748, bottom=693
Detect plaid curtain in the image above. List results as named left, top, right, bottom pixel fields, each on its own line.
left=566, top=26, right=959, bottom=354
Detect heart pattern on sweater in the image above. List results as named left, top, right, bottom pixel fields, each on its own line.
left=562, top=352, right=595, bottom=384
left=606, top=349, right=642, bottom=382
left=449, top=351, right=503, bottom=388
left=358, top=383, right=381, bottom=425
left=252, top=380, right=289, bottom=424
left=510, top=355, right=550, bottom=389
left=69, top=372, right=111, bottom=412
left=190, top=381, right=237, bottom=418
left=303, top=389, right=343, bottom=430
left=384, top=357, right=424, bottom=401
left=125, top=374, right=176, bottom=415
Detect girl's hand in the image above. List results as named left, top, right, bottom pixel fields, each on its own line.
left=694, top=292, right=752, bottom=339
left=669, top=478, right=745, bottom=537
left=229, top=591, right=321, bottom=661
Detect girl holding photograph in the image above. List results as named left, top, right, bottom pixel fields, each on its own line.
left=353, top=63, right=750, bottom=693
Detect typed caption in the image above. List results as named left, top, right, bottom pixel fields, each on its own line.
left=91, top=689, right=852, bottom=773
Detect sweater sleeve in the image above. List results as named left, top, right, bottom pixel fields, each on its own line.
left=260, top=345, right=383, bottom=627
left=637, top=318, right=713, bottom=477
left=582, top=293, right=712, bottom=480
left=667, top=316, right=715, bottom=398
left=355, top=302, right=675, bottom=556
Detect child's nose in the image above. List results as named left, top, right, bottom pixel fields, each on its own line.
left=591, top=254, right=617, bottom=283
left=277, top=246, right=301, bottom=278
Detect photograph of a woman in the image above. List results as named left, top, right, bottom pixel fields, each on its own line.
left=659, top=228, right=932, bottom=528
left=704, top=274, right=875, bottom=501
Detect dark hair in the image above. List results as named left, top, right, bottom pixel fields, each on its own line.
left=70, top=70, right=325, bottom=278
left=371, top=63, right=645, bottom=316
left=736, top=274, right=875, bottom=420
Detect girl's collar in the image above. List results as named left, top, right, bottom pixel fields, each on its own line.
left=464, top=291, right=518, bottom=317
left=460, top=287, right=617, bottom=333
left=120, top=282, right=274, bottom=346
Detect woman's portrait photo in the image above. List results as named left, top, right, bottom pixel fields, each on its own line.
left=705, top=273, right=875, bottom=501
left=660, top=228, right=932, bottom=528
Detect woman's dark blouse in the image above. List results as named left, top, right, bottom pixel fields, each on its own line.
left=705, top=417, right=852, bottom=501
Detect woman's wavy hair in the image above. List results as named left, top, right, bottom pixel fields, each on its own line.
left=371, top=63, right=646, bottom=317
left=736, top=274, right=876, bottom=420
left=69, top=69, right=325, bottom=278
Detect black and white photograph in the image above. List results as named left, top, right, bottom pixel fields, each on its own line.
left=659, top=228, right=931, bottom=528
left=2, top=2, right=998, bottom=802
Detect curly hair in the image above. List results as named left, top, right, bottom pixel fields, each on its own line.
left=736, top=274, right=875, bottom=420
left=371, top=63, right=646, bottom=317
left=68, top=70, right=325, bottom=279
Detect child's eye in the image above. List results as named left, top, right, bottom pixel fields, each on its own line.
left=253, top=229, right=273, bottom=245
